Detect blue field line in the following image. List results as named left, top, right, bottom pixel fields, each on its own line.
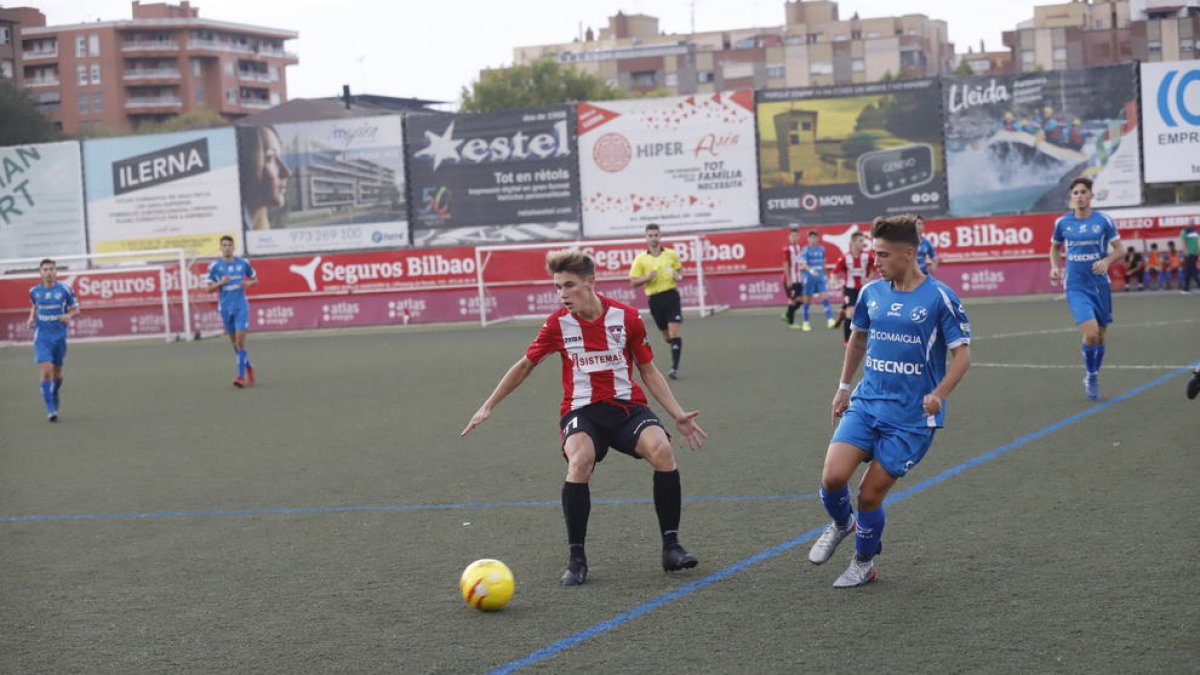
left=0, top=493, right=818, bottom=524
left=488, top=365, right=1195, bottom=675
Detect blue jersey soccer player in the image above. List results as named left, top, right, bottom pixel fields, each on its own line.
left=915, top=217, right=938, bottom=276
left=1049, top=177, right=1123, bottom=401
left=206, top=235, right=259, bottom=387
left=799, top=230, right=835, bottom=331
left=807, top=214, right=972, bottom=588
left=27, top=258, right=80, bottom=422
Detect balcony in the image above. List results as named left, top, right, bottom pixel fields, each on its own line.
left=22, top=48, right=58, bottom=61
left=122, top=40, right=180, bottom=53
left=237, top=70, right=275, bottom=83
left=124, top=68, right=182, bottom=81
left=238, top=98, right=272, bottom=109
left=27, top=78, right=61, bottom=88
left=125, top=96, right=183, bottom=110
left=188, top=38, right=253, bottom=54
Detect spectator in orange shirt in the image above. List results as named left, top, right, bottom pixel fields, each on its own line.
left=1165, top=241, right=1183, bottom=290
left=1146, top=243, right=1163, bottom=290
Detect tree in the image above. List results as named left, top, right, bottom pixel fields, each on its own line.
left=0, top=79, right=59, bottom=146
left=954, top=58, right=974, bottom=77
left=134, top=107, right=230, bottom=135
left=460, top=58, right=623, bottom=112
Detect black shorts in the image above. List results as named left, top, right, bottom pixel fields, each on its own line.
left=559, top=400, right=665, bottom=463
left=788, top=282, right=804, bottom=300
left=844, top=286, right=861, bottom=309
left=647, top=288, right=683, bottom=330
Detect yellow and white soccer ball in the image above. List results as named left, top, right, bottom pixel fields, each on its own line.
left=459, top=559, right=515, bottom=611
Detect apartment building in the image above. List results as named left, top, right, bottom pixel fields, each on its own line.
left=16, top=1, right=297, bottom=134
left=510, top=0, right=954, bottom=96
left=1003, top=0, right=1198, bottom=73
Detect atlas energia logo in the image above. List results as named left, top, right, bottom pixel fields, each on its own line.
left=414, top=119, right=571, bottom=170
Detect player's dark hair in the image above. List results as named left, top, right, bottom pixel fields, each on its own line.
left=39, top=258, right=55, bottom=268
left=1069, top=177, right=1093, bottom=193
left=546, top=249, right=595, bottom=278
left=220, top=235, right=235, bottom=244
left=870, top=215, right=921, bottom=247
left=807, top=230, right=818, bottom=237
left=645, top=223, right=660, bottom=233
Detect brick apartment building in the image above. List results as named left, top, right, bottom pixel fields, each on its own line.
left=10, top=1, right=297, bottom=134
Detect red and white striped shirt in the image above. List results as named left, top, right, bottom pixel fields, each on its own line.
left=525, top=295, right=654, bottom=417
left=783, top=244, right=806, bottom=285
left=834, top=251, right=874, bottom=289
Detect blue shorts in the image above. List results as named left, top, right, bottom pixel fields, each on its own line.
left=220, top=303, right=251, bottom=334
left=1065, top=284, right=1112, bottom=327
left=831, top=407, right=935, bottom=478
left=803, top=273, right=827, bottom=296
left=34, top=335, right=68, bottom=366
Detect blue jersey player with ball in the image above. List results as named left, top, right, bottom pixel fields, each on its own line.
left=27, top=258, right=80, bottom=421
left=206, top=235, right=259, bottom=387
left=807, top=214, right=972, bottom=588
left=1048, top=177, right=1123, bottom=401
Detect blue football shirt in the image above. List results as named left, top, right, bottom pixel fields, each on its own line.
left=207, top=257, right=256, bottom=311
left=849, top=278, right=971, bottom=429
left=1051, top=211, right=1119, bottom=289
left=803, top=244, right=826, bottom=278
left=29, top=282, right=78, bottom=340
left=917, top=239, right=937, bottom=274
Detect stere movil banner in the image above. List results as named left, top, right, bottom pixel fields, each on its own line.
left=1140, top=59, right=1200, bottom=184
left=237, top=115, right=409, bottom=255
left=405, top=105, right=581, bottom=247
left=82, top=128, right=242, bottom=257
left=577, top=91, right=760, bottom=237
left=943, top=63, right=1142, bottom=216
left=756, top=78, right=947, bottom=227
left=0, top=141, right=86, bottom=267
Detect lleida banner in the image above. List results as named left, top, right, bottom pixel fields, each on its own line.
left=577, top=91, right=760, bottom=237
left=405, top=106, right=581, bottom=247
left=82, top=129, right=242, bottom=256
left=1140, top=60, right=1200, bottom=184
left=757, top=78, right=947, bottom=226
left=238, top=115, right=409, bottom=255
left=0, top=141, right=87, bottom=266
left=943, top=64, right=1141, bottom=216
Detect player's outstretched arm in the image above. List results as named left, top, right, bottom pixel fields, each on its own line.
left=461, top=356, right=537, bottom=436
left=636, top=361, right=707, bottom=450
left=832, top=329, right=868, bottom=425
left=923, top=344, right=971, bottom=416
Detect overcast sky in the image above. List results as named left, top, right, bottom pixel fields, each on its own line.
left=26, top=0, right=1037, bottom=104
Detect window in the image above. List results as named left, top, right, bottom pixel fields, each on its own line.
left=75, top=36, right=86, bottom=57
left=77, top=64, right=88, bottom=85
left=0, top=59, right=12, bottom=79
left=1053, top=47, right=1067, bottom=61
left=193, top=59, right=202, bottom=77
left=851, top=59, right=865, bottom=73
left=91, top=92, right=102, bottom=114
left=224, top=62, right=233, bottom=76
left=806, top=33, right=820, bottom=44
left=766, top=64, right=785, bottom=79
left=77, top=92, right=88, bottom=114
left=196, top=87, right=205, bottom=104
left=1148, top=40, right=1162, bottom=53
left=269, top=66, right=278, bottom=82
left=851, top=30, right=862, bottom=40
left=270, top=91, right=280, bottom=105
left=0, top=26, right=10, bottom=45
left=1021, top=51, right=1035, bottom=65
left=90, top=64, right=101, bottom=84
left=809, top=61, right=833, bottom=75
left=89, top=34, right=100, bottom=56
left=665, top=72, right=678, bottom=86
left=226, top=88, right=236, bottom=103
left=1182, top=39, right=1195, bottom=52
left=697, top=70, right=714, bottom=83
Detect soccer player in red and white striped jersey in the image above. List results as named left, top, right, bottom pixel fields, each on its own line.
left=781, top=226, right=807, bottom=329
left=462, top=249, right=707, bottom=587
left=831, top=231, right=876, bottom=344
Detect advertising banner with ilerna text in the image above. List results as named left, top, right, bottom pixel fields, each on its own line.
left=238, top=115, right=409, bottom=255
left=0, top=141, right=87, bottom=266
left=757, top=78, right=947, bottom=226
left=83, top=129, right=242, bottom=256
left=578, top=91, right=760, bottom=237
left=405, top=106, right=581, bottom=247
left=943, top=64, right=1141, bottom=216
left=1140, top=60, right=1200, bottom=184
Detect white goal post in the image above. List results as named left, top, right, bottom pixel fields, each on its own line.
left=0, top=248, right=194, bottom=345
left=473, top=235, right=728, bottom=327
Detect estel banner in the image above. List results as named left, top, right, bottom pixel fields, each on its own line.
left=83, top=129, right=242, bottom=256
left=757, top=78, right=947, bottom=226
left=406, top=106, right=581, bottom=246
left=0, top=141, right=87, bottom=266
left=943, top=64, right=1141, bottom=216
left=577, top=91, right=760, bottom=237
left=238, top=115, right=409, bottom=255
left=1140, top=60, right=1200, bottom=184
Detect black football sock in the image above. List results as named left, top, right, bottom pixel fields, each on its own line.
left=669, top=337, right=682, bottom=370
left=785, top=304, right=798, bottom=324
left=562, top=482, right=590, bottom=559
left=653, top=470, right=682, bottom=544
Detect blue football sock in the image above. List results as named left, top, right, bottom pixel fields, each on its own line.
left=855, top=507, right=885, bottom=561
left=822, top=298, right=832, bottom=319
left=819, top=484, right=853, bottom=528
left=802, top=304, right=810, bottom=322
left=1082, top=344, right=1100, bottom=375
left=39, top=380, right=55, bottom=413
left=236, top=349, right=248, bottom=378
left=1095, top=345, right=1105, bottom=371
